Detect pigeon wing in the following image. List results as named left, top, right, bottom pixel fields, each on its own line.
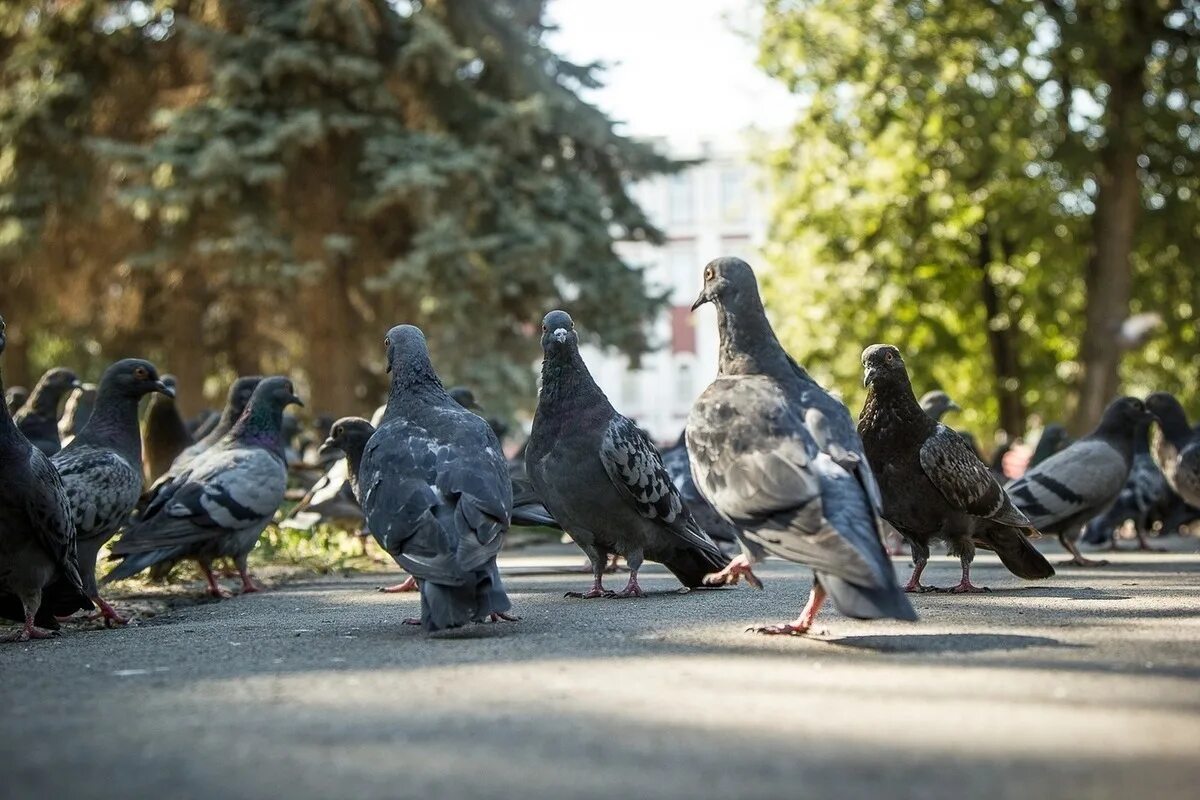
left=919, top=425, right=1033, bottom=528
left=1007, top=439, right=1128, bottom=529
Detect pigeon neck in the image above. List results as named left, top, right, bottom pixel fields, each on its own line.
left=715, top=298, right=793, bottom=378
left=230, top=403, right=286, bottom=452
left=1089, top=416, right=1137, bottom=461
left=74, top=386, right=144, bottom=464
left=25, top=382, right=67, bottom=417
left=385, top=359, right=452, bottom=417
left=342, top=440, right=369, bottom=495
left=538, top=346, right=609, bottom=415
left=860, top=375, right=932, bottom=434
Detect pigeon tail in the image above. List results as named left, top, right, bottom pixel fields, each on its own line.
left=101, top=546, right=188, bottom=585
left=510, top=501, right=561, bottom=530
left=657, top=541, right=731, bottom=588
left=418, top=561, right=511, bottom=632
left=817, top=571, right=917, bottom=622
left=973, top=526, right=1056, bottom=580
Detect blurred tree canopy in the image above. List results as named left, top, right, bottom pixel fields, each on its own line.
left=0, top=0, right=675, bottom=418
left=757, top=0, right=1200, bottom=440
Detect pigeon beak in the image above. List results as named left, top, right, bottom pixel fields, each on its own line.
left=690, top=290, right=711, bottom=312
left=863, top=367, right=876, bottom=388
left=551, top=329, right=569, bottom=344
left=289, top=394, right=304, bottom=408
left=71, top=379, right=84, bottom=390
left=318, top=438, right=340, bottom=459
left=152, top=380, right=176, bottom=398
left=948, top=401, right=961, bottom=412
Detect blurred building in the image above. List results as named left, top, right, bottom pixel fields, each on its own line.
left=580, top=139, right=771, bottom=443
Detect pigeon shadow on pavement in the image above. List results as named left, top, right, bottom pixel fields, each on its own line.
left=822, top=632, right=1081, bottom=655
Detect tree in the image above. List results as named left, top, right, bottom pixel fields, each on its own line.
left=757, top=0, right=1200, bottom=440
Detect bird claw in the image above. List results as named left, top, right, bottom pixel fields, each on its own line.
left=378, top=576, right=418, bottom=593
left=400, top=617, right=422, bottom=626
left=208, top=586, right=234, bottom=599
left=944, top=582, right=991, bottom=594
left=487, top=612, right=520, bottom=623
left=703, top=555, right=763, bottom=590
left=564, top=588, right=614, bottom=599
left=89, top=598, right=130, bottom=626
left=610, top=586, right=646, bottom=599
left=2, top=625, right=59, bottom=642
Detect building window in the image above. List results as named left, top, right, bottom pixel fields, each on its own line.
left=676, top=361, right=694, bottom=405
left=621, top=368, right=641, bottom=409
left=666, top=239, right=697, bottom=302
left=668, top=172, right=694, bottom=225
left=670, top=306, right=696, bottom=354
left=719, top=168, right=746, bottom=223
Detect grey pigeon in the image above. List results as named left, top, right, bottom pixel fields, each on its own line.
left=1006, top=397, right=1153, bottom=567
left=14, top=367, right=81, bottom=456
left=1082, top=415, right=1169, bottom=551
left=6, top=386, right=28, bottom=414
left=687, top=258, right=916, bottom=634
left=58, top=382, right=97, bottom=446
left=660, top=431, right=740, bottom=554
left=0, top=315, right=92, bottom=640
left=858, top=344, right=1054, bottom=592
left=50, top=358, right=174, bottom=624
left=103, top=377, right=302, bottom=596
left=359, top=325, right=516, bottom=632
left=526, top=311, right=736, bottom=599
left=918, top=390, right=959, bottom=422
left=140, top=376, right=262, bottom=512
left=1145, top=392, right=1200, bottom=509
left=142, top=375, right=193, bottom=483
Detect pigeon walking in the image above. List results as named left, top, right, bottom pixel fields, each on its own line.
left=359, top=325, right=517, bottom=632
left=50, top=358, right=174, bottom=624
left=687, top=258, right=915, bottom=634
left=858, top=345, right=1054, bottom=592
left=14, top=367, right=81, bottom=456
left=103, top=377, right=302, bottom=596
left=0, top=315, right=92, bottom=641
left=142, top=375, right=192, bottom=483
left=1081, top=414, right=1168, bottom=551
left=526, top=311, right=737, bottom=599
left=1006, top=397, right=1154, bottom=567
left=1145, top=392, right=1200, bottom=509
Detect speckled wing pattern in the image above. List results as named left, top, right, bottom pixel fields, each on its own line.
left=1006, top=439, right=1127, bottom=529
left=919, top=425, right=1033, bottom=528
left=52, top=445, right=143, bottom=542
left=26, top=449, right=86, bottom=590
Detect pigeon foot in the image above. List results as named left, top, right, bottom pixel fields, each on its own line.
left=944, top=579, right=990, bottom=594
left=748, top=621, right=813, bottom=636
left=379, top=576, right=418, bottom=593
left=89, top=596, right=129, bottom=626
left=2, top=611, right=60, bottom=642
left=749, top=583, right=827, bottom=636
left=904, top=583, right=940, bottom=593
left=487, top=612, right=520, bottom=623
left=401, top=617, right=422, bottom=626
left=611, top=573, right=646, bottom=598
left=703, top=554, right=763, bottom=589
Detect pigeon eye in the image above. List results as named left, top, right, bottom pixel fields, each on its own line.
left=704, top=267, right=714, bottom=281
left=134, top=367, right=149, bottom=379
left=541, top=324, right=547, bottom=332
left=885, top=353, right=893, bottom=363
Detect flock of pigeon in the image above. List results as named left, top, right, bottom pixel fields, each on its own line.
left=2, top=257, right=1199, bottom=642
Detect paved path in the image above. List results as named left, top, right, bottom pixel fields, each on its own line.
left=3, top=541, right=1200, bottom=800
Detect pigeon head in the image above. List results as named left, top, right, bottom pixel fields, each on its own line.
left=232, top=376, right=303, bottom=442
left=918, top=390, right=959, bottom=421
left=1146, top=392, right=1191, bottom=442
left=225, top=375, right=263, bottom=417
left=690, top=257, right=759, bottom=313
left=540, top=310, right=578, bottom=356
left=1095, top=396, right=1154, bottom=438
left=99, top=359, right=175, bottom=401
left=861, top=344, right=910, bottom=390
left=160, top=375, right=179, bottom=395
left=449, top=386, right=479, bottom=411
left=31, top=367, right=83, bottom=397
left=256, top=377, right=304, bottom=411
left=320, top=416, right=375, bottom=460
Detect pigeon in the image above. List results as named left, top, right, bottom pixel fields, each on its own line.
left=858, top=344, right=1054, bottom=592
left=918, top=390, right=959, bottom=422
left=103, top=377, right=303, bottom=596
left=140, top=375, right=262, bottom=511
left=0, top=315, right=92, bottom=640
left=660, top=432, right=740, bottom=554
left=526, top=311, right=736, bottom=600
left=1006, top=397, right=1154, bottom=567
left=50, top=358, right=174, bottom=624
left=188, top=409, right=220, bottom=439
left=142, top=375, right=193, bottom=483
left=358, top=325, right=517, bottom=632
left=1081, top=414, right=1169, bottom=551
left=58, top=382, right=97, bottom=446
left=1029, top=424, right=1071, bottom=468
left=1145, top=392, right=1200, bottom=509
left=5, top=386, right=28, bottom=414
left=686, top=258, right=915, bottom=634
left=14, top=367, right=81, bottom=455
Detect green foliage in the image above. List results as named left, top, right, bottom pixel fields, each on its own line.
left=757, top=0, right=1200, bottom=438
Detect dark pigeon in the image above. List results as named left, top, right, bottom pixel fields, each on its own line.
left=526, top=311, right=736, bottom=600
left=0, top=315, right=92, bottom=640
left=1081, top=415, right=1169, bottom=551
left=359, top=325, right=517, bottom=632
left=918, top=390, right=959, bottom=422
left=50, top=358, right=174, bottom=624
left=858, top=344, right=1054, bottom=592
left=188, top=409, right=220, bottom=440
left=103, top=377, right=302, bottom=596
left=6, top=386, right=28, bottom=414
left=58, top=382, right=97, bottom=446
left=1006, top=397, right=1153, bottom=567
left=687, top=258, right=915, bottom=634
left=1029, top=424, right=1071, bottom=468
left=140, top=376, right=262, bottom=512
left=660, top=431, right=740, bottom=554
left=1145, top=392, right=1200, bottom=509
left=142, top=375, right=193, bottom=483
left=14, top=367, right=81, bottom=456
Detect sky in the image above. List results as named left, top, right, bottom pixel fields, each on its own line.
left=545, top=0, right=799, bottom=150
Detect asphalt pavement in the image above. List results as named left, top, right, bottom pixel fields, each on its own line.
left=2, top=539, right=1199, bottom=800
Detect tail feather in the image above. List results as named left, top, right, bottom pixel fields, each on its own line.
left=101, top=546, right=187, bottom=585
left=418, top=560, right=511, bottom=632
left=510, top=501, right=561, bottom=530
left=818, top=571, right=918, bottom=622
left=974, top=525, right=1055, bottom=580
left=656, top=543, right=730, bottom=588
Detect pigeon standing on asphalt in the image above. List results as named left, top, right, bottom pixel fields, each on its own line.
left=142, top=375, right=193, bottom=483
left=858, top=344, right=1054, bottom=592
left=359, top=325, right=518, bottom=632
left=526, top=311, right=738, bottom=599
left=14, top=367, right=81, bottom=456
left=0, top=315, right=93, bottom=641
left=50, top=358, right=174, bottom=624
left=1081, top=414, right=1169, bottom=551
left=687, top=258, right=915, bottom=634
left=140, top=375, right=261, bottom=511
left=103, top=377, right=303, bottom=597
left=6, top=386, right=28, bottom=414
left=1145, top=392, right=1200, bottom=509
left=660, top=432, right=740, bottom=554
left=1006, top=397, right=1154, bottom=567
left=58, top=382, right=97, bottom=446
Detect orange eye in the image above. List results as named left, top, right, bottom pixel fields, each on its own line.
left=134, top=367, right=149, bottom=379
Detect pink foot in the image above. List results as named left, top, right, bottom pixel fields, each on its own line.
left=89, top=596, right=129, bottom=626
left=401, top=617, right=422, bottom=626
left=611, top=574, right=646, bottom=598
left=379, top=576, right=418, bottom=593
left=565, top=578, right=611, bottom=598
left=945, top=579, right=990, bottom=594
left=239, top=581, right=261, bottom=595
left=749, top=584, right=827, bottom=636
left=487, top=612, right=520, bottom=623
left=2, top=624, right=59, bottom=642
left=903, top=582, right=939, bottom=593
left=703, top=554, right=763, bottom=589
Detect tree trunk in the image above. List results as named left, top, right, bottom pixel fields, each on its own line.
left=164, top=268, right=209, bottom=419
left=302, top=260, right=358, bottom=417
left=978, top=225, right=1026, bottom=438
left=1071, top=59, right=1144, bottom=434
